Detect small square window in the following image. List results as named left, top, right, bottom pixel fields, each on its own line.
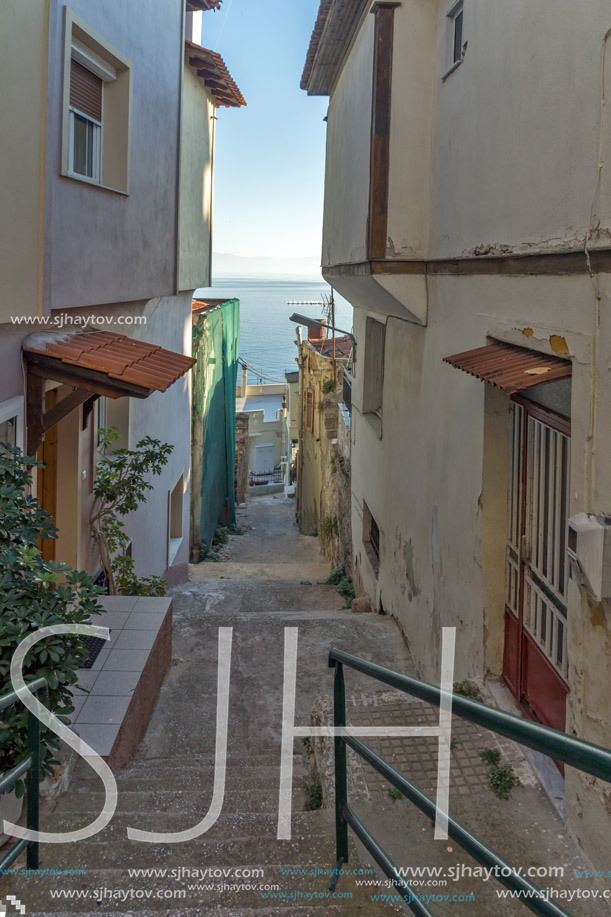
left=363, top=502, right=380, bottom=576
left=447, top=1, right=465, bottom=69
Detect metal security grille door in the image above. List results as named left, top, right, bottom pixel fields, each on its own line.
left=503, top=399, right=570, bottom=732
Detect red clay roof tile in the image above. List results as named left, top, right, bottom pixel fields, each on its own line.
left=185, top=40, right=246, bottom=108
left=23, top=330, right=194, bottom=395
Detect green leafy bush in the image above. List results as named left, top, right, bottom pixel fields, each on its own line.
left=0, top=445, right=103, bottom=794
left=91, top=429, right=173, bottom=596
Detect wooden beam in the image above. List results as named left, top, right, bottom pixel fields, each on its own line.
left=367, top=3, right=400, bottom=261
left=42, top=388, right=94, bottom=436
left=323, top=246, right=611, bottom=278
left=26, top=372, right=45, bottom=456
left=24, top=354, right=151, bottom=400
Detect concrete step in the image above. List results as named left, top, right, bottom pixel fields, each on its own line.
left=37, top=825, right=342, bottom=871
left=189, top=562, right=332, bottom=582
left=171, top=580, right=343, bottom=613
left=215, top=535, right=323, bottom=564
left=5, top=860, right=400, bottom=914
left=46, top=784, right=310, bottom=827
left=71, top=759, right=310, bottom=795
left=11, top=905, right=396, bottom=916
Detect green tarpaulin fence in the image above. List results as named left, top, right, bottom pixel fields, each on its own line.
left=191, top=298, right=240, bottom=555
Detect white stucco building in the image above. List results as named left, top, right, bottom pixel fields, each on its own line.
left=303, top=0, right=611, bottom=869
left=0, top=0, right=244, bottom=587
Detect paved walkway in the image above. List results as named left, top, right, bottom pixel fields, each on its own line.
left=1, top=495, right=603, bottom=915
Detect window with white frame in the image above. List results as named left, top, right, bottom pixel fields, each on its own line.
left=446, top=0, right=465, bottom=70
left=63, top=11, right=132, bottom=193
left=69, top=58, right=103, bottom=182
left=0, top=396, right=24, bottom=453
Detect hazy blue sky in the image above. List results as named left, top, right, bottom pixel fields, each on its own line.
left=196, top=0, right=328, bottom=265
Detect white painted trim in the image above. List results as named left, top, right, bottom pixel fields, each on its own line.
left=0, top=395, right=25, bottom=453
left=71, top=37, right=117, bottom=82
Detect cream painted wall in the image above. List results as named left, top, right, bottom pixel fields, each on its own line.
left=0, top=0, right=48, bottom=324
left=385, top=0, right=436, bottom=259
left=351, top=272, right=597, bottom=683
left=43, top=0, right=183, bottom=311
left=427, top=0, right=611, bottom=259
left=322, top=15, right=374, bottom=268
left=52, top=294, right=193, bottom=587
left=178, top=62, right=214, bottom=291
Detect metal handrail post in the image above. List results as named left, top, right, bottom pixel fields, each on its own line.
left=330, top=660, right=348, bottom=890
left=26, top=708, right=40, bottom=869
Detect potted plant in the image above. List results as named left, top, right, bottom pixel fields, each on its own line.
left=0, top=444, right=103, bottom=843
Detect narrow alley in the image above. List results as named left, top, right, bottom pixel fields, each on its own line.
left=2, top=496, right=602, bottom=916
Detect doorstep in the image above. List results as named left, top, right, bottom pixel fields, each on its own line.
left=68, top=595, right=172, bottom=769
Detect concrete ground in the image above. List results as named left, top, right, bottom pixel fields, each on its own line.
left=1, top=494, right=606, bottom=915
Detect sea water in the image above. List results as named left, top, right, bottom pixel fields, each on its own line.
left=194, top=277, right=354, bottom=384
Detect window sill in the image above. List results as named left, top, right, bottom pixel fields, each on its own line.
left=364, top=412, right=383, bottom=439
left=441, top=57, right=464, bottom=82
left=168, top=536, right=183, bottom=566
left=64, top=170, right=129, bottom=196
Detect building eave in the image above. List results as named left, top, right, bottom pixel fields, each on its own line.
left=301, top=0, right=370, bottom=96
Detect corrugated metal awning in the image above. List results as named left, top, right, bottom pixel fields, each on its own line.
left=443, top=341, right=571, bottom=395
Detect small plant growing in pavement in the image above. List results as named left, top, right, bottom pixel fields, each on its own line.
left=90, top=429, right=173, bottom=596
left=388, top=787, right=402, bottom=803
left=301, top=736, right=312, bottom=754
left=479, top=747, right=520, bottom=799
left=479, top=747, right=501, bottom=767
left=488, top=763, right=520, bottom=800
left=0, top=444, right=103, bottom=794
left=303, top=776, right=323, bottom=811
left=453, top=679, right=483, bottom=702
left=325, top=564, right=356, bottom=607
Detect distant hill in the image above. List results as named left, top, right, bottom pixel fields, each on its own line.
left=212, top=252, right=322, bottom=278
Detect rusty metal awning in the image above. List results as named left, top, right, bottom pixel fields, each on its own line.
left=443, top=341, right=572, bottom=396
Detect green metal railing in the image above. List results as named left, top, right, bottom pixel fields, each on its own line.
left=327, top=648, right=611, bottom=917
left=0, top=678, right=47, bottom=871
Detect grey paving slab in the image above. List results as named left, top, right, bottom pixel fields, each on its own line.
left=76, top=694, right=132, bottom=725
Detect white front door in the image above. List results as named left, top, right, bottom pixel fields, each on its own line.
left=254, top=443, right=275, bottom=475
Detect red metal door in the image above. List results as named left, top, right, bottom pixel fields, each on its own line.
left=503, top=398, right=570, bottom=732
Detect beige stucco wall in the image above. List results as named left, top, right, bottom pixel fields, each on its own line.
left=349, top=272, right=611, bottom=869
left=428, top=0, right=611, bottom=260
left=48, top=295, right=193, bottom=586
left=0, top=0, right=48, bottom=324
left=247, top=412, right=284, bottom=470
left=178, top=61, right=214, bottom=291
left=43, top=0, right=184, bottom=311
left=321, top=14, right=374, bottom=268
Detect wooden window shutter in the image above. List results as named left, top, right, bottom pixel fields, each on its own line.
left=70, top=60, right=102, bottom=121
left=305, top=389, right=314, bottom=433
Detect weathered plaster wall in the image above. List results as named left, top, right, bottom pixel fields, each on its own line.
left=44, top=0, right=183, bottom=310
left=428, top=0, right=611, bottom=259
left=385, top=0, right=436, bottom=259
left=0, top=0, right=48, bottom=324
left=321, top=14, right=374, bottom=268
left=178, top=62, right=214, bottom=291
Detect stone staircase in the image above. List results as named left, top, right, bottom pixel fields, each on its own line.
left=1, top=496, right=404, bottom=915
